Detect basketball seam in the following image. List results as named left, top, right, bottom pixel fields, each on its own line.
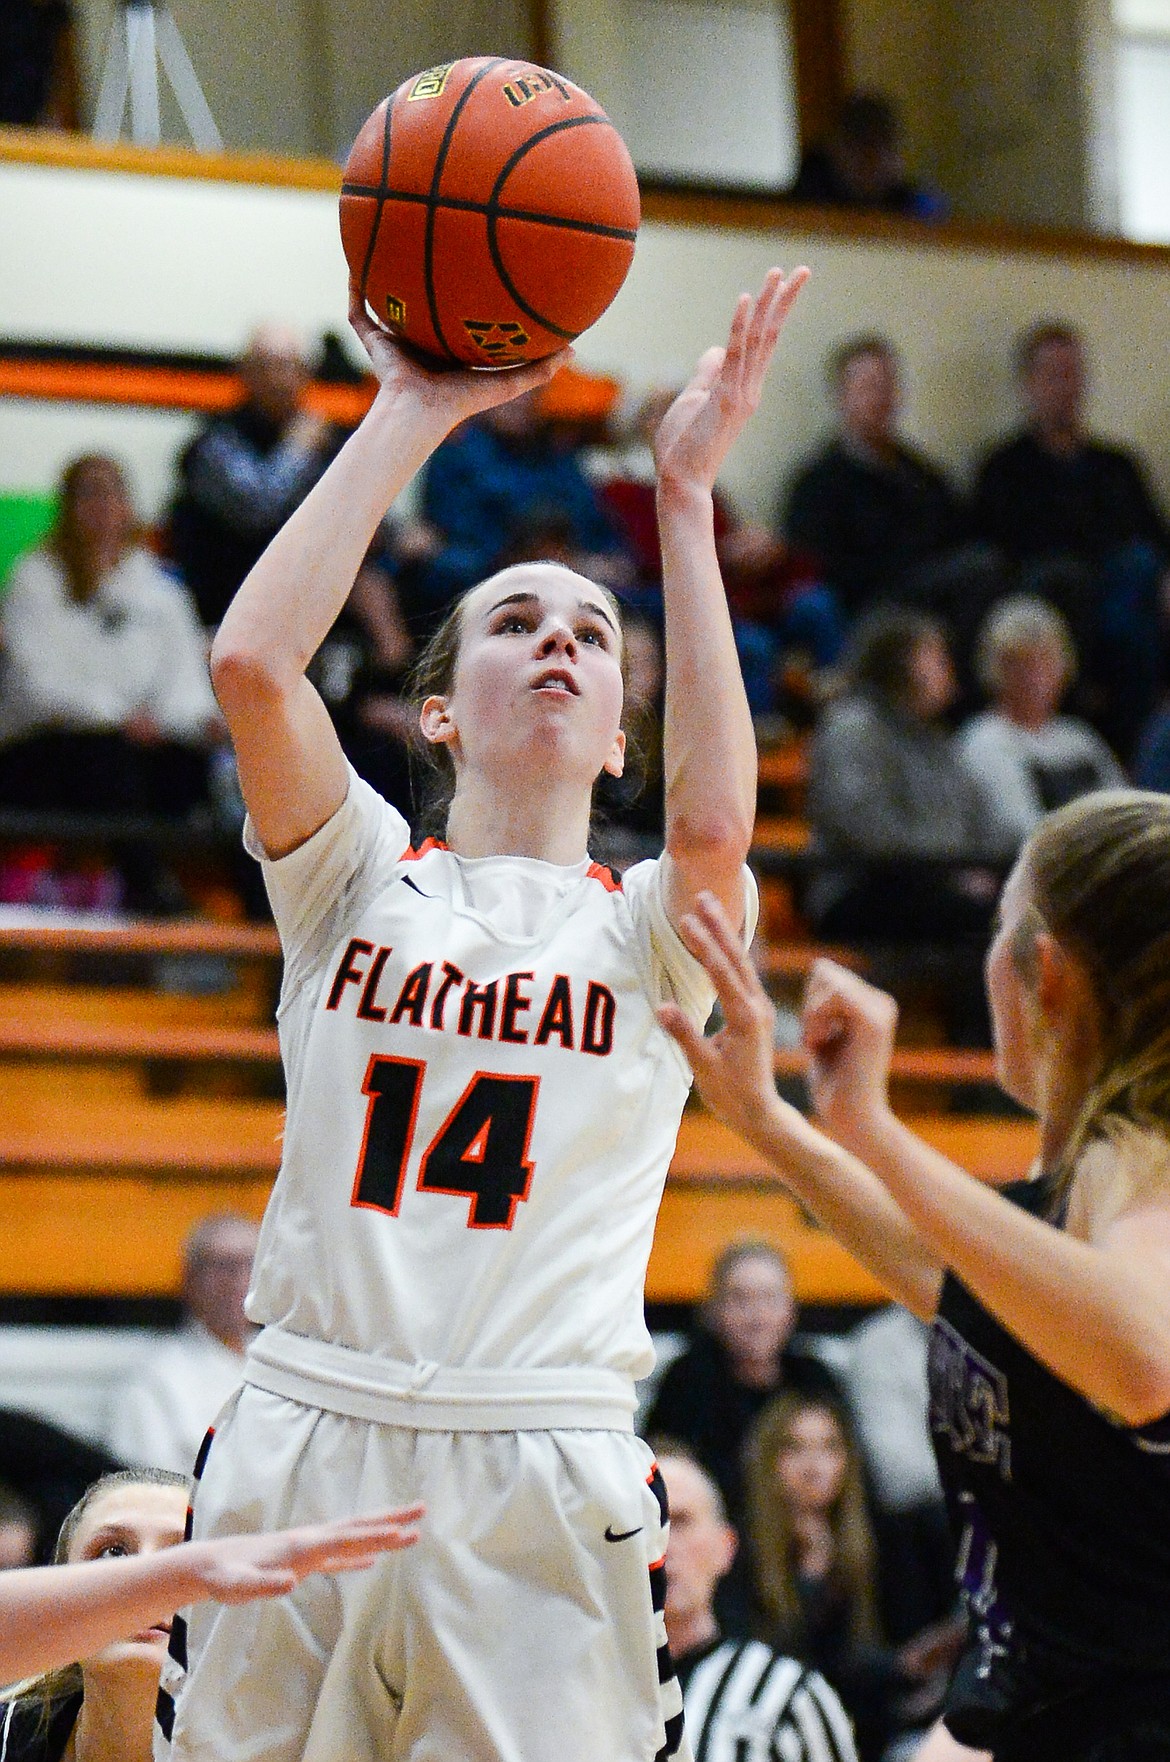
left=355, top=98, right=394, bottom=315
left=423, top=58, right=508, bottom=363
left=486, top=115, right=633, bottom=342
left=339, top=185, right=638, bottom=243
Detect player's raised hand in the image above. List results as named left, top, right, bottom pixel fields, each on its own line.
left=653, top=266, right=810, bottom=496
left=188, top=1505, right=425, bottom=1604
left=802, top=959, right=898, bottom=1143
left=658, top=891, right=795, bottom=1147
left=348, top=286, right=569, bottom=429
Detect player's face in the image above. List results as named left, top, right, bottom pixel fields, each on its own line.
left=659, top=1458, right=735, bottom=1625
left=773, top=1407, right=848, bottom=1516
left=984, top=860, right=1044, bottom=1110
left=430, top=564, right=626, bottom=791
left=68, top=1481, right=187, bottom=1675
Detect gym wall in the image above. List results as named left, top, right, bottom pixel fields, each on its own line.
left=2, top=139, right=1169, bottom=527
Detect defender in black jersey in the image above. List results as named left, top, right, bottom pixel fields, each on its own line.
left=661, top=790, right=1170, bottom=1761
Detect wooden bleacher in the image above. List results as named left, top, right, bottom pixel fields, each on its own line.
left=0, top=843, right=1037, bottom=1306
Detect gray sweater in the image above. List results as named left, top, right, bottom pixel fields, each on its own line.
left=807, top=695, right=1010, bottom=919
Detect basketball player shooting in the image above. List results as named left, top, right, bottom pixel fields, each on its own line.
left=154, top=264, right=809, bottom=1762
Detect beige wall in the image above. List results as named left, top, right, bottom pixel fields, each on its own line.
left=71, top=0, right=534, bottom=159
left=67, top=0, right=1108, bottom=229
left=3, top=150, right=1170, bottom=524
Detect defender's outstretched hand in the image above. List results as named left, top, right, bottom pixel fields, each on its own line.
left=349, top=286, right=569, bottom=432
left=187, top=1504, right=425, bottom=1602
left=653, top=266, right=810, bottom=495
left=658, top=891, right=789, bottom=1146
left=802, top=958, right=898, bottom=1143
left=0, top=1505, right=424, bottom=1687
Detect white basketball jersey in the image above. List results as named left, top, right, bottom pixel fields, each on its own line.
left=244, top=769, right=756, bottom=1381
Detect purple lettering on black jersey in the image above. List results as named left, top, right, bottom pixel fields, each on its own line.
left=929, top=1318, right=1012, bottom=1481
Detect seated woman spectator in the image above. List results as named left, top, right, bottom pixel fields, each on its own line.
left=959, top=597, right=1124, bottom=850
left=644, top=1239, right=839, bottom=1528
left=807, top=609, right=1009, bottom=934
left=0, top=455, right=220, bottom=910
left=743, top=1392, right=953, bottom=1762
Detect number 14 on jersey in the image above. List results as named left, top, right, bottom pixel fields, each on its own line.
left=351, top=1053, right=539, bottom=1230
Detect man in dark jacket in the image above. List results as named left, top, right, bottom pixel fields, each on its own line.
left=170, top=324, right=342, bottom=628
left=973, top=321, right=1170, bottom=756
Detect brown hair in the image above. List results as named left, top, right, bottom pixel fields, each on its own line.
left=2, top=1468, right=189, bottom=1722
left=841, top=604, right=946, bottom=713
left=743, top=1391, right=882, bottom=1655
left=1014, top=320, right=1081, bottom=380
left=1020, top=789, right=1170, bottom=1207
left=827, top=333, right=898, bottom=392
left=48, top=454, right=135, bottom=604
left=406, top=566, right=627, bottom=840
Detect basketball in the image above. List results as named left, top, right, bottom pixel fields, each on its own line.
left=340, top=57, right=640, bottom=368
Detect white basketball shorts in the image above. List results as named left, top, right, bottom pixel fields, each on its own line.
left=154, top=1374, right=690, bottom=1762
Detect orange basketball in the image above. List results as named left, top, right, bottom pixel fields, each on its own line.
left=340, top=57, right=640, bottom=369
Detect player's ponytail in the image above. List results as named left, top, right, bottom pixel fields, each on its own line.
left=1021, top=789, right=1170, bottom=1210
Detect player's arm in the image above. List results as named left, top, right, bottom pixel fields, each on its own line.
left=0, top=1507, right=422, bottom=1685
left=210, top=294, right=566, bottom=859
left=654, top=268, right=809, bottom=931
left=794, top=948, right=1170, bottom=1424
left=659, top=893, right=945, bottom=1319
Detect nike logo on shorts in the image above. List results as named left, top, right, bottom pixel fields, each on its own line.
left=604, top=1524, right=643, bottom=1542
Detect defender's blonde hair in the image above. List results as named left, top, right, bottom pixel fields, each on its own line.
left=1021, top=789, right=1170, bottom=1207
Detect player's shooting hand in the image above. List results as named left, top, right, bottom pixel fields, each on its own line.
left=348, top=285, right=569, bottom=429
left=802, top=959, right=898, bottom=1145
left=653, top=267, right=810, bottom=497
left=189, top=1505, right=424, bottom=1604
left=657, top=891, right=797, bottom=1147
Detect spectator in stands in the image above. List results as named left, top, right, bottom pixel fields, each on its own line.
left=787, top=92, right=946, bottom=220
left=0, top=1413, right=121, bottom=1568
left=0, top=1468, right=188, bottom=1760
left=109, top=1214, right=258, bottom=1476
left=416, top=387, right=631, bottom=628
left=658, top=1448, right=859, bottom=1762
left=0, top=454, right=220, bottom=910
left=743, top=1392, right=953, bottom=1761
left=644, top=1239, right=839, bottom=1527
left=0, top=1486, right=37, bottom=1572
left=599, top=386, right=844, bottom=714
left=839, top=1308, right=960, bottom=1659
left=806, top=607, right=1007, bottom=938
left=973, top=321, right=1170, bottom=757
left=170, top=323, right=344, bottom=629
left=959, top=597, right=1124, bottom=850
left=783, top=338, right=1000, bottom=667
left=0, top=0, right=79, bottom=129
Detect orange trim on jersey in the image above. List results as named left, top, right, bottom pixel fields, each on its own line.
left=648, top=1555, right=666, bottom=1572
left=399, top=837, right=449, bottom=862
left=586, top=861, right=623, bottom=893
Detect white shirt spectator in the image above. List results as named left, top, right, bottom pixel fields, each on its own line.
left=959, top=711, right=1124, bottom=850
left=0, top=546, right=216, bottom=746
left=108, top=1321, right=245, bottom=1476
left=841, top=1305, right=941, bottom=1512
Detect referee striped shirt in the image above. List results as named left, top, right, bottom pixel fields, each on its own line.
left=678, top=1637, right=858, bottom=1762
